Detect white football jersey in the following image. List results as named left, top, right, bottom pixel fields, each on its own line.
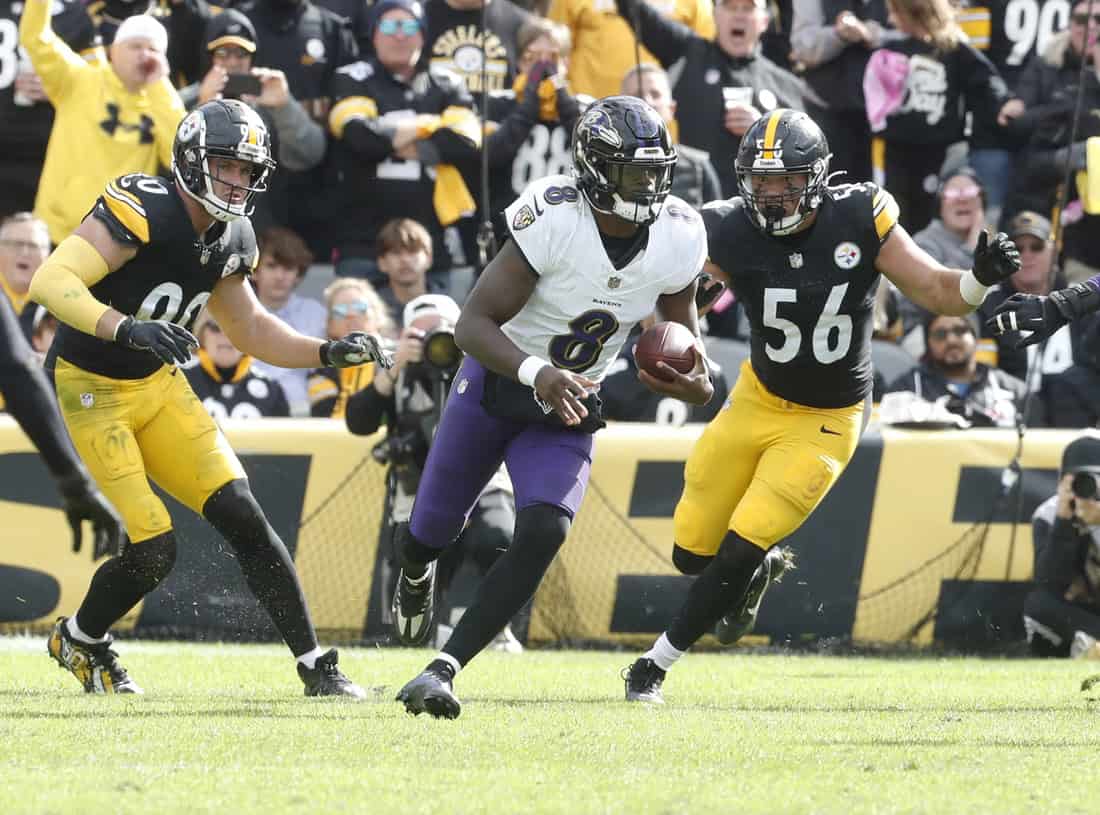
left=501, top=174, right=706, bottom=382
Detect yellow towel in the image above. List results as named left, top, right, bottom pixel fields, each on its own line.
left=512, top=73, right=561, bottom=122
left=417, top=107, right=481, bottom=226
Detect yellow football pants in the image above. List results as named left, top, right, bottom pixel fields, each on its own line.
left=54, top=359, right=245, bottom=543
left=674, top=360, right=867, bottom=554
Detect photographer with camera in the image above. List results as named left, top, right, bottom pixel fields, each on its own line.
left=1024, top=432, right=1100, bottom=658
left=345, top=294, right=520, bottom=650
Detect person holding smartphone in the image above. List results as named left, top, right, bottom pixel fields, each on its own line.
left=1023, top=432, right=1100, bottom=658
left=178, top=10, right=327, bottom=236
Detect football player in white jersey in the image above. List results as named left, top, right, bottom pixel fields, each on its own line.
left=392, top=95, right=713, bottom=718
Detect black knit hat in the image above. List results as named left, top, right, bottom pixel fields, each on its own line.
left=1062, top=432, right=1100, bottom=474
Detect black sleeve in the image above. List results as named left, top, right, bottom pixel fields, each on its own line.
left=614, top=0, right=695, bottom=67
left=1043, top=372, right=1099, bottom=428
left=961, top=43, right=1010, bottom=130
left=486, top=95, right=538, bottom=168
left=0, top=297, right=86, bottom=482
left=331, top=15, right=361, bottom=68
left=344, top=382, right=395, bottom=435
left=169, top=0, right=218, bottom=85
left=1033, top=515, right=1084, bottom=593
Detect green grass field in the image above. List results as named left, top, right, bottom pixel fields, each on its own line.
left=2, top=637, right=1099, bottom=815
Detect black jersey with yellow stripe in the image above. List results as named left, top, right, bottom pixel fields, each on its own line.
left=703, top=182, right=899, bottom=408
left=50, top=173, right=259, bottom=379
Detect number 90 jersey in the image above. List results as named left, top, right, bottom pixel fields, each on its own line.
left=703, top=182, right=899, bottom=408
left=501, top=174, right=706, bottom=382
left=52, top=173, right=259, bottom=380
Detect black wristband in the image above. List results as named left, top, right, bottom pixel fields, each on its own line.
left=319, top=341, right=333, bottom=367
left=1050, top=281, right=1100, bottom=321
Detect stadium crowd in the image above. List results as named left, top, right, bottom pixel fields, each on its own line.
left=3, top=0, right=1100, bottom=427
left=4, top=0, right=1100, bottom=706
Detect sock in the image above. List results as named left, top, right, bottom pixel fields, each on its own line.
left=405, top=565, right=433, bottom=585
left=66, top=614, right=110, bottom=645
left=296, top=646, right=325, bottom=670
left=428, top=653, right=462, bottom=681
left=643, top=633, right=684, bottom=672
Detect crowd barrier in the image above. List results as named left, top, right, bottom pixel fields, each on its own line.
left=0, top=417, right=1074, bottom=648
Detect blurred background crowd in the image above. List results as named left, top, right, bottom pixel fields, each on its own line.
left=3, top=0, right=1100, bottom=429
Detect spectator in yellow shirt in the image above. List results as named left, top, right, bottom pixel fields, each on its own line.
left=548, top=0, right=715, bottom=99
left=19, top=9, right=185, bottom=244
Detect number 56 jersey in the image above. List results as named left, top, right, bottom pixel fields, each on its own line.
left=703, top=182, right=899, bottom=408
left=501, top=174, right=707, bottom=382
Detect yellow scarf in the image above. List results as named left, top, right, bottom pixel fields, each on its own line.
left=415, top=106, right=482, bottom=226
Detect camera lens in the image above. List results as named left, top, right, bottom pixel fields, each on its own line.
left=1072, top=471, right=1099, bottom=500
left=423, top=328, right=462, bottom=371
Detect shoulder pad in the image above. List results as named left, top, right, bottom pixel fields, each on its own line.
left=97, top=173, right=173, bottom=246
left=218, top=219, right=260, bottom=279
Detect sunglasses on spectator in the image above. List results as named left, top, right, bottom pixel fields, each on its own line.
left=943, top=185, right=981, bottom=201
left=929, top=325, right=974, bottom=341
left=378, top=19, right=421, bottom=36
left=331, top=301, right=372, bottom=318
left=1072, top=12, right=1100, bottom=25
left=212, top=47, right=252, bottom=60
left=0, top=238, right=47, bottom=253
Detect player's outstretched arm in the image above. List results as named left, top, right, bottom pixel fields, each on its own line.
left=876, top=223, right=1020, bottom=316
left=207, top=274, right=392, bottom=370
left=986, top=276, right=1100, bottom=348
left=456, top=239, right=595, bottom=427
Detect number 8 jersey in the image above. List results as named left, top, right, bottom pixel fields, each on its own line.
left=703, top=182, right=899, bottom=408
left=501, top=174, right=706, bottom=382
left=50, top=173, right=259, bottom=379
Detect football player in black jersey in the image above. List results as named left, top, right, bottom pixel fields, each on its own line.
left=623, top=108, right=1022, bottom=703
left=29, top=99, right=392, bottom=698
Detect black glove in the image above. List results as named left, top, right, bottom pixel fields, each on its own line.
left=986, top=293, right=1065, bottom=348
left=59, top=475, right=125, bottom=560
left=115, top=316, right=198, bottom=365
left=972, top=229, right=1021, bottom=286
left=320, top=331, right=394, bottom=369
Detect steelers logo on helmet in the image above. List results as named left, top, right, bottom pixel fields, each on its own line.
left=572, top=95, right=677, bottom=226
left=172, top=99, right=278, bottom=223
left=735, top=108, right=832, bottom=236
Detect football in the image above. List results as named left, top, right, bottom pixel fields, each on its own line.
left=633, top=321, right=697, bottom=381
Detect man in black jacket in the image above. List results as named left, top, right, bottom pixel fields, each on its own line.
left=1024, top=432, right=1100, bottom=658
left=615, top=0, right=814, bottom=196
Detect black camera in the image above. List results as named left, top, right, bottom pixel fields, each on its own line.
left=421, top=326, right=462, bottom=374
left=1072, top=471, right=1100, bottom=500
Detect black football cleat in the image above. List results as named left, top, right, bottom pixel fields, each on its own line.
left=714, top=545, right=795, bottom=646
left=297, top=649, right=367, bottom=700
left=395, top=668, right=461, bottom=719
left=623, top=657, right=666, bottom=704
left=391, top=562, right=437, bottom=646
left=47, top=617, right=143, bottom=694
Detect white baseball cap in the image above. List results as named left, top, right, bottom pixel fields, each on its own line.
left=403, top=294, right=460, bottom=329
left=114, top=15, right=169, bottom=54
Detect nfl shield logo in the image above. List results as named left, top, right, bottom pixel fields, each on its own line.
left=789, top=253, right=803, bottom=269
left=607, top=276, right=622, bottom=289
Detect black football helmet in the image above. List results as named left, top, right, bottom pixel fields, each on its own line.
left=172, top=99, right=277, bottom=222
left=572, top=95, right=677, bottom=225
left=735, top=109, right=831, bottom=236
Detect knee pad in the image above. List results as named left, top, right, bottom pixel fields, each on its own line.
left=201, top=478, right=269, bottom=547
left=672, top=544, right=713, bottom=575
left=713, top=530, right=766, bottom=579
left=513, top=504, right=570, bottom=562
left=120, top=531, right=177, bottom=593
